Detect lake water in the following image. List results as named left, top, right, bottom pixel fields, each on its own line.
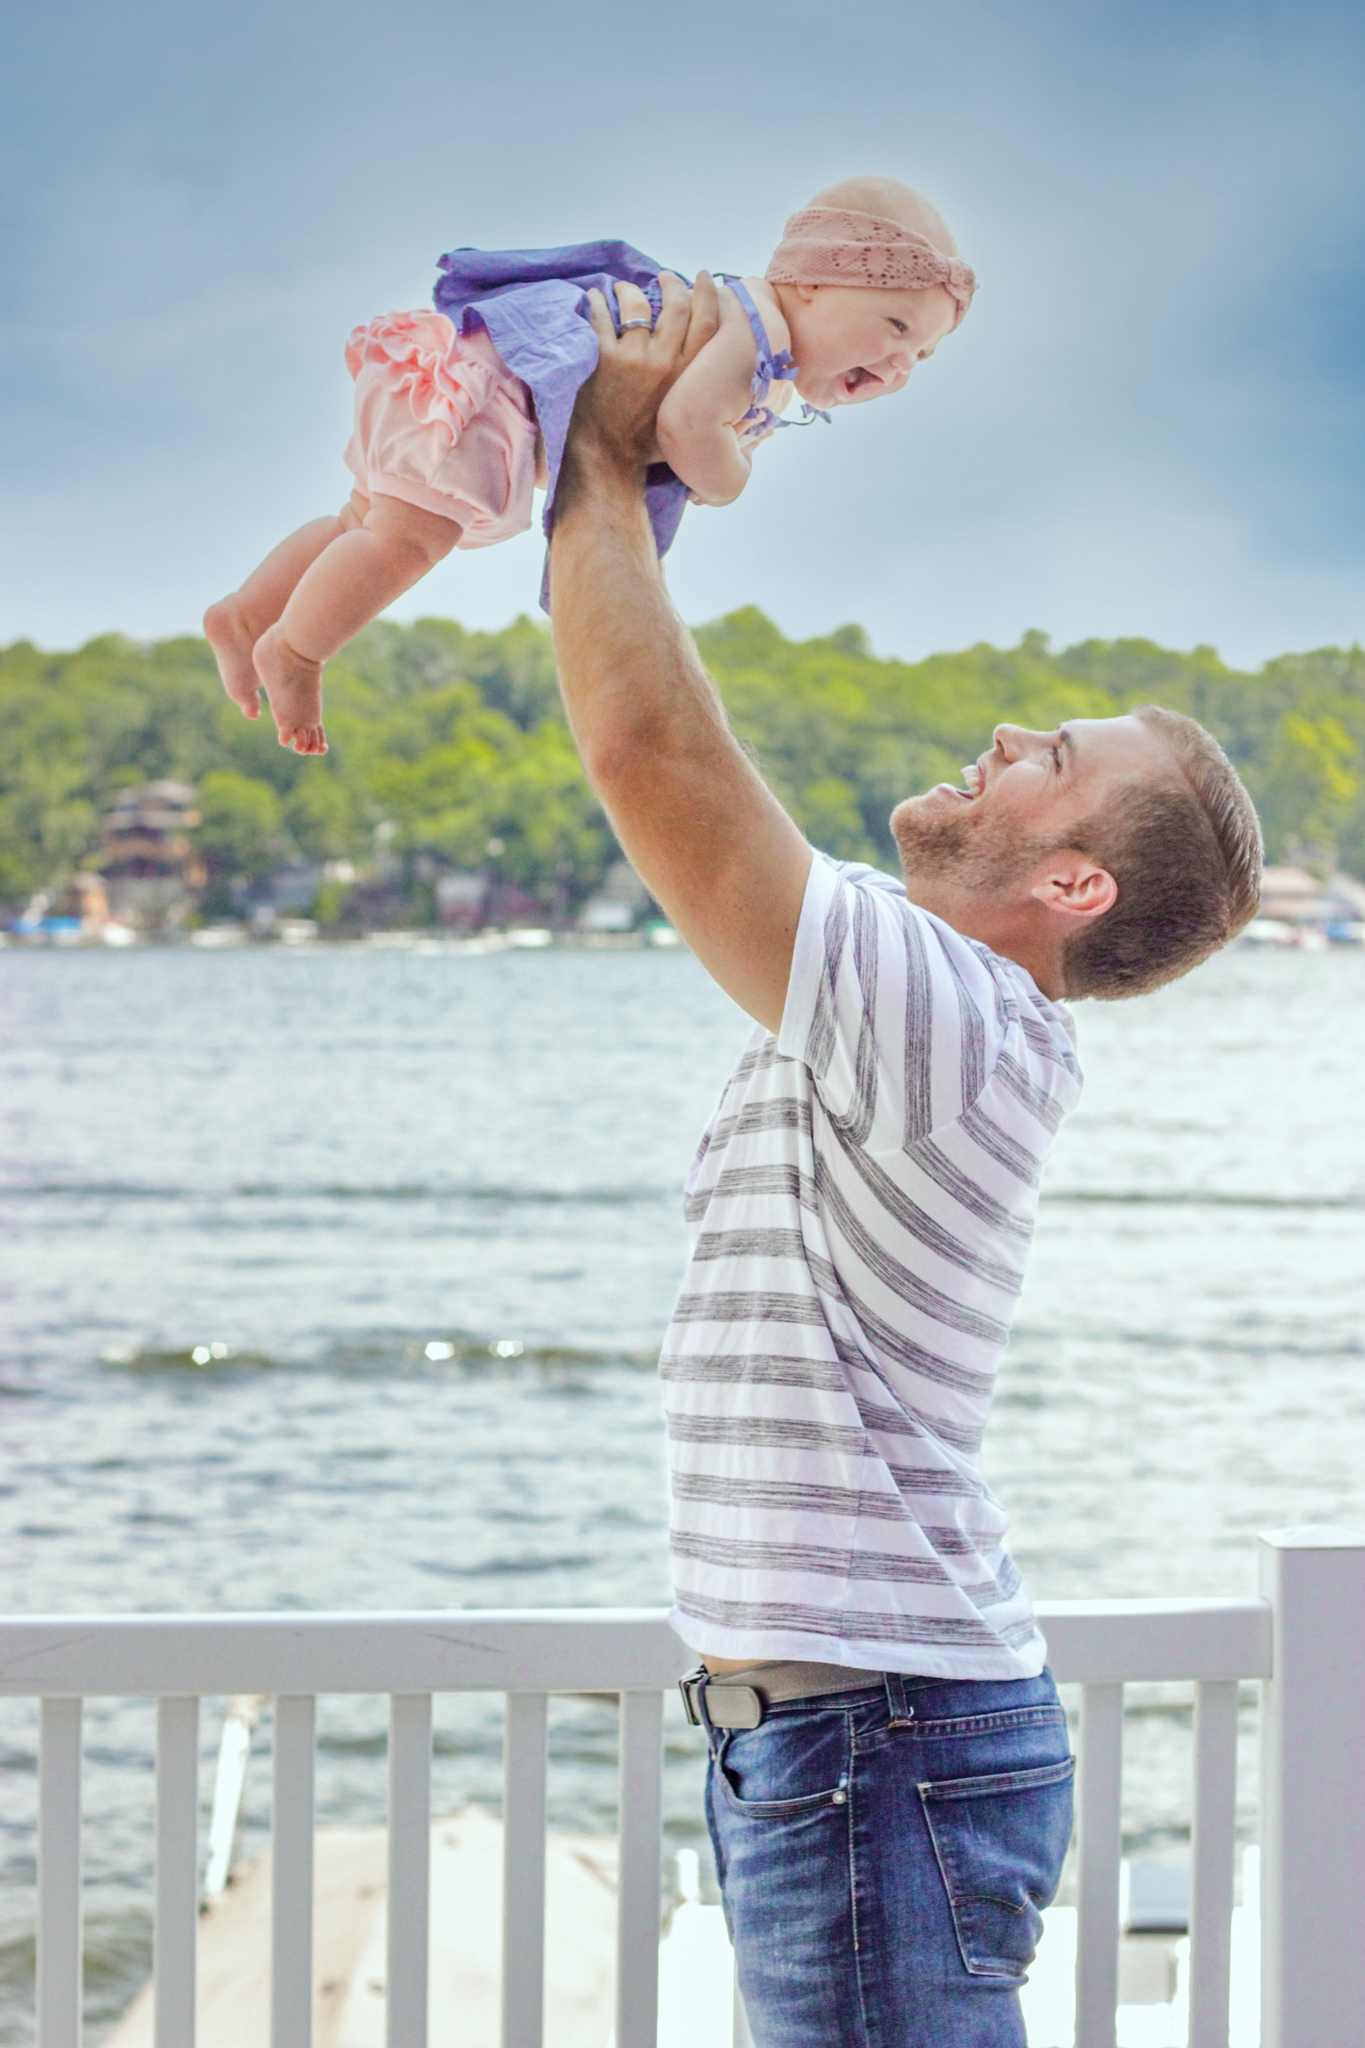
left=2, top=941, right=1363, bottom=2040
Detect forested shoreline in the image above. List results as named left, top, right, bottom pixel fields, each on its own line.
left=2, top=609, right=1362, bottom=923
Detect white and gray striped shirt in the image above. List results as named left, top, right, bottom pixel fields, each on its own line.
left=663, top=853, right=1082, bottom=1679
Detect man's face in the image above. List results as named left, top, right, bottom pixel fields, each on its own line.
left=890, top=715, right=1177, bottom=895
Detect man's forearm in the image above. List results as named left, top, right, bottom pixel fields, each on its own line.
left=550, top=443, right=735, bottom=787
left=547, top=272, right=812, bottom=1031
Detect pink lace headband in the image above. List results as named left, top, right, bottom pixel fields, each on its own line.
left=765, top=207, right=977, bottom=327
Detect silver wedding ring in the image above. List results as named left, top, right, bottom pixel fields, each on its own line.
left=618, top=317, right=653, bottom=332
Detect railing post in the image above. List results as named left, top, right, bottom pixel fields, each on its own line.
left=37, top=1697, right=82, bottom=2048
left=154, top=1696, right=200, bottom=2048
left=387, top=1693, right=433, bottom=2048
left=271, top=1695, right=316, bottom=2048
left=615, top=1690, right=664, bottom=2048
left=501, top=1692, right=548, bottom=2048
left=1187, top=1679, right=1238, bottom=2048
left=1259, top=1526, right=1365, bottom=2048
left=1074, top=1683, right=1124, bottom=2048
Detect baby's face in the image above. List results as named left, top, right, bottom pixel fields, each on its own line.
left=781, top=283, right=959, bottom=409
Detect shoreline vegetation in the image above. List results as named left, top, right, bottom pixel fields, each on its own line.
left=2, top=609, right=1362, bottom=939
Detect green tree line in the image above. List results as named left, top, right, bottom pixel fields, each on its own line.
left=2, top=609, right=1362, bottom=917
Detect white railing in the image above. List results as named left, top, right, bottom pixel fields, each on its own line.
left=2, top=1527, right=1363, bottom=2048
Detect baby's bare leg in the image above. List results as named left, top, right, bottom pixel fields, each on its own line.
left=204, top=502, right=364, bottom=717
left=253, top=494, right=462, bottom=754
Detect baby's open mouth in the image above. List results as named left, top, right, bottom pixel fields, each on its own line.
left=843, top=366, right=878, bottom=394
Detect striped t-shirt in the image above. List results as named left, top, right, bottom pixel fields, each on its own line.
left=662, top=852, right=1083, bottom=1679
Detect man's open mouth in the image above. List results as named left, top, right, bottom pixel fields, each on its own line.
left=938, top=763, right=984, bottom=802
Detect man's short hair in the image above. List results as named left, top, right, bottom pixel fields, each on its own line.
left=1062, top=705, right=1263, bottom=1000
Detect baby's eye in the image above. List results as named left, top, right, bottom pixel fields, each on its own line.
left=889, top=318, right=909, bottom=335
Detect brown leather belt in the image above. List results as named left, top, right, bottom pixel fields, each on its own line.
left=679, top=1659, right=886, bottom=1731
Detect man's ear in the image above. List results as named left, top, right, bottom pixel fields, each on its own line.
left=1029, top=857, right=1117, bottom=924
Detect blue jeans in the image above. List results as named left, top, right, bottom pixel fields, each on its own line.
left=702, top=1669, right=1074, bottom=2048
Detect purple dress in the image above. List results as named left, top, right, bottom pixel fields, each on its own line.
left=434, top=241, right=690, bottom=608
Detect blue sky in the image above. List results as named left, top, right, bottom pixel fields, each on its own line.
left=2, top=0, right=1362, bottom=666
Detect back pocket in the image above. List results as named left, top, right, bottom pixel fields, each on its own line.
left=919, top=1757, right=1075, bottom=1979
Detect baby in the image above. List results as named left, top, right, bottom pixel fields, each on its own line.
left=205, top=176, right=975, bottom=754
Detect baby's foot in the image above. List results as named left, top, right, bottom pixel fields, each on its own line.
left=204, top=597, right=263, bottom=719
left=253, top=625, right=328, bottom=754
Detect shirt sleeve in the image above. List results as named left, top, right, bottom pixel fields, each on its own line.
left=777, top=853, right=1007, bottom=1149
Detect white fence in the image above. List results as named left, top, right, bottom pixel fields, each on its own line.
left=2, top=1527, right=1363, bottom=2048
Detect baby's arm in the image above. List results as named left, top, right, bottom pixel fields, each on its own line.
left=656, top=293, right=778, bottom=505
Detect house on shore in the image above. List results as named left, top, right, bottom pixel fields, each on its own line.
left=1253, top=864, right=1365, bottom=941
left=100, top=782, right=205, bottom=928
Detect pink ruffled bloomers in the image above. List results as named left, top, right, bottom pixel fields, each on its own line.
left=343, top=311, right=539, bottom=546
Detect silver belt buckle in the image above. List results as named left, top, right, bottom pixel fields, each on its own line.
left=679, top=1668, right=707, bottom=1725
left=678, top=1667, right=765, bottom=1730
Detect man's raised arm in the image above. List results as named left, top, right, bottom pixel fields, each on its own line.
left=549, top=274, right=813, bottom=1034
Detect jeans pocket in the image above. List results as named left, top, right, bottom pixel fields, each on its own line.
left=919, top=1756, right=1075, bottom=1979
left=716, top=1709, right=852, bottom=1817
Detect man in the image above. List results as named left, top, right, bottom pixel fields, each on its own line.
left=549, top=273, right=1262, bottom=2048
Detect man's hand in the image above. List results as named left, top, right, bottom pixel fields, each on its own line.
left=566, top=271, right=721, bottom=480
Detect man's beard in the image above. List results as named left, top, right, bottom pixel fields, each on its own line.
left=891, top=794, right=1053, bottom=895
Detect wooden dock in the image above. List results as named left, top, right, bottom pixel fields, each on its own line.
left=107, top=1809, right=622, bottom=2048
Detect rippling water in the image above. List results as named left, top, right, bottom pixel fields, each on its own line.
left=2, top=941, right=1363, bottom=2040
